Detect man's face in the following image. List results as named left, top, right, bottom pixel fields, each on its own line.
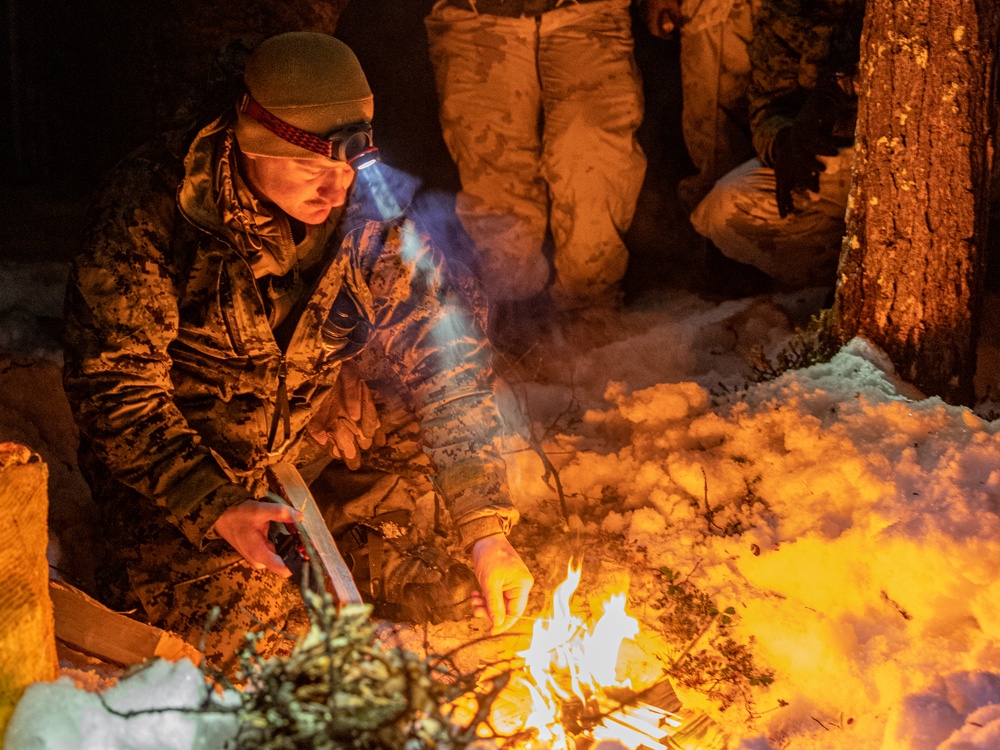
left=241, top=154, right=355, bottom=225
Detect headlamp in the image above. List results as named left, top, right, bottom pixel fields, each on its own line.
left=239, top=93, right=381, bottom=170
left=327, top=123, right=380, bottom=170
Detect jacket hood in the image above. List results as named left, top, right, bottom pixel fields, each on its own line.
left=177, top=114, right=341, bottom=279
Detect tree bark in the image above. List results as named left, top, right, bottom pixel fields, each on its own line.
left=835, top=0, right=999, bottom=405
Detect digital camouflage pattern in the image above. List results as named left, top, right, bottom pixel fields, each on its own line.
left=425, top=0, right=645, bottom=304
left=63, top=112, right=517, bottom=669
left=748, top=0, right=864, bottom=165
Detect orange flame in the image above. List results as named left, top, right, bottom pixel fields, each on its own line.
left=504, top=562, right=679, bottom=750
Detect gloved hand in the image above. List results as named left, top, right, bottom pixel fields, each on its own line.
left=773, top=82, right=850, bottom=218
left=792, top=81, right=849, bottom=158
left=306, top=360, right=384, bottom=470
left=772, top=127, right=825, bottom=218
left=643, top=0, right=682, bottom=38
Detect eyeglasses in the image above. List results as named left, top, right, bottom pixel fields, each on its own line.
left=239, top=93, right=381, bottom=170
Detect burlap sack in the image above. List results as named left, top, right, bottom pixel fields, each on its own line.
left=0, top=442, right=57, bottom=740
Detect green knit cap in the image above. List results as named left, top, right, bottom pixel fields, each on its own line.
left=235, top=32, right=374, bottom=160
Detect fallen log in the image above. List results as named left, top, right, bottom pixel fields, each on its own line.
left=49, top=580, right=202, bottom=668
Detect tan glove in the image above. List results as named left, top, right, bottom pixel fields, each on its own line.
left=306, top=360, right=385, bottom=469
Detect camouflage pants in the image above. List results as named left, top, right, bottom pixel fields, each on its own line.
left=690, top=146, right=854, bottom=287
left=425, top=0, right=646, bottom=305
left=91, top=378, right=438, bottom=675
left=677, top=0, right=755, bottom=210
left=115, top=458, right=435, bottom=675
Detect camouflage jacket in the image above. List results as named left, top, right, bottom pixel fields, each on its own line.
left=64, top=114, right=517, bottom=553
left=748, top=0, right=865, bottom=165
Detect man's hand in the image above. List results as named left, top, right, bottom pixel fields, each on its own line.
left=470, top=535, right=534, bottom=634
left=211, top=500, right=302, bottom=578
left=644, top=0, right=682, bottom=38
left=306, top=360, right=384, bottom=470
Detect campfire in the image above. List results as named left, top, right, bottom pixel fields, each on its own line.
left=489, top=563, right=682, bottom=750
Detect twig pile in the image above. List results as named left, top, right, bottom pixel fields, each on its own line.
left=231, top=585, right=504, bottom=750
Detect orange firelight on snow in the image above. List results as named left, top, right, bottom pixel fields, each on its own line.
left=496, top=563, right=681, bottom=750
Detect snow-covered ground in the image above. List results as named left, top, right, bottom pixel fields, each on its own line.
left=501, top=322, right=1000, bottom=750
left=5, top=258, right=1000, bottom=750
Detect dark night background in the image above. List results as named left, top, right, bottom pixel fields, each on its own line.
left=0, top=0, right=704, bottom=301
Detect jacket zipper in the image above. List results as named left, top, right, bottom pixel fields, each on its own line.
left=181, top=210, right=295, bottom=458
left=177, top=196, right=331, bottom=458
left=176, top=197, right=271, bottom=315
left=266, top=353, right=292, bottom=453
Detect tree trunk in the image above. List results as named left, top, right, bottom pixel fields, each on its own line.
left=834, top=0, right=999, bottom=405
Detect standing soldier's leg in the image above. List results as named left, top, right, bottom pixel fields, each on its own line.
left=690, top=147, right=854, bottom=287
left=677, top=0, right=755, bottom=210
left=425, top=4, right=550, bottom=303
left=539, top=0, right=646, bottom=308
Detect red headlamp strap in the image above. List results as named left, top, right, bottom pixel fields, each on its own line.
left=240, top=93, right=338, bottom=160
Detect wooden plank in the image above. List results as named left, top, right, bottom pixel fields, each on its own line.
left=49, top=580, right=201, bottom=666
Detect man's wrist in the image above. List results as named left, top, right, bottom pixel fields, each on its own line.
left=186, top=482, right=253, bottom=548
left=457, top=514, right=510, bottom=551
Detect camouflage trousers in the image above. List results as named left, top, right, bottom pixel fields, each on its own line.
left=677, top=0, right=756, bottom=210
left=690, top=146, right=854, bottom=288
left=92, top=424, right=439, bottom=675
left=425, top=0, right=646, bottom=305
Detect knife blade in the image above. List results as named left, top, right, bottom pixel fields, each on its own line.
left=267, top=461, right=363, bottom=606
